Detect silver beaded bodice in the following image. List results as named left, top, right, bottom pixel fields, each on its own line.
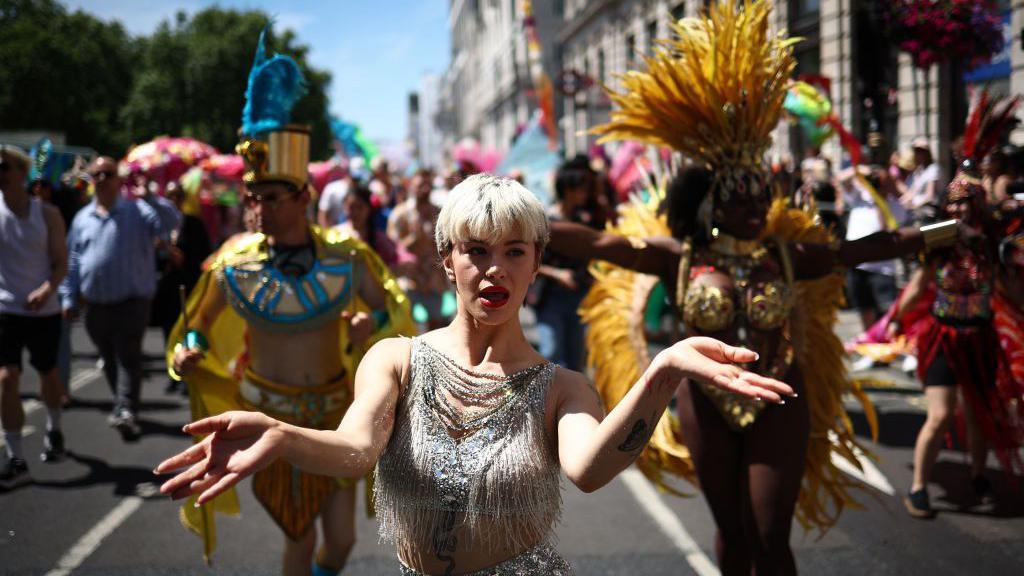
left=374, top=337, right=563, bottom=556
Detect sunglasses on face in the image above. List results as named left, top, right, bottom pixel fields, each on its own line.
left=90, top=170, right=118, bottom=181
left=244, top=189, right=297, bottom=208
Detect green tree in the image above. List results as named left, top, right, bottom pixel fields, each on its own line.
left=121, top=8, right=334, bottom=159
left=0, top=0, right=138, bottom=154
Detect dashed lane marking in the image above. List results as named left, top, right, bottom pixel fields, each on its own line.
left=21, top=368, right=102, bottom=421
left=620, top=468, right=721, bottom=576
left=43, top=496, right=143, bottom=576
left=829, top=431, right=895, bottom=496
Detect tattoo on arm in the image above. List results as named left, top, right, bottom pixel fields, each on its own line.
left=616, top=410, right=660, bottom=453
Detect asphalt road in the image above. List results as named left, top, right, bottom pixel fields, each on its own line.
left=2, top=314, right=1022, bottom=575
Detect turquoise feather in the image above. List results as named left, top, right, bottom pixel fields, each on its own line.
left=241, top=26, right=307, bottom=137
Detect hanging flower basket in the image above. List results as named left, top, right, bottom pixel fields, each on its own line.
left=882, top=0, right=1004, bottom=70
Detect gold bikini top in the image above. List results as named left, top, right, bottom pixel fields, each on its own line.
left=678, top=235, right=795, bottom=335
left=675, top=234, right=796, bottom=431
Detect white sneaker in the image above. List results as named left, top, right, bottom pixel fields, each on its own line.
left=901, top=355, right=918, bottom=375
left=851, top=355, right=877, bottom=372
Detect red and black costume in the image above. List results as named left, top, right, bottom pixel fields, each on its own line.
left=912, top=92, right=1024, bottom=477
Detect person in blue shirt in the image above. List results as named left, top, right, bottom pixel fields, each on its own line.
left=60, top=156, right=180, bottom=439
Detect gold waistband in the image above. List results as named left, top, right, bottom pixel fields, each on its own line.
left=239, top=368, right=350, bottom=428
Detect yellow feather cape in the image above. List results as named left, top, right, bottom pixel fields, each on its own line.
left=579, top=192, right=879, bottom=532
left=165, top=226, right=414, bottom=562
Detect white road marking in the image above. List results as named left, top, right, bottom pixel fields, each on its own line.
left=829, top=431, right=895, bottom=496
left=43, top=496, right=143, bottom=576
left=21, top=368, right=101, bottom=420
left=1, top=369, right=103, bottom=449
left=620, top=468, right=721, bottom=576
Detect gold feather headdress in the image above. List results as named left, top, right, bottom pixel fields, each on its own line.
left=593, top=0, right=797, bottom=200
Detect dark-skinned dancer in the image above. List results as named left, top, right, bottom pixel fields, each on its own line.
left=546, top=2, right=960, bottom=574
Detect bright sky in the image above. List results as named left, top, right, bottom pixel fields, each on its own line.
left=63, top=1, right=450, bottom=142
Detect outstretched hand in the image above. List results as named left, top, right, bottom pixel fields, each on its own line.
left=154, top=411, right=284, bottom=505
left=654, top=337, right=796, bottom=404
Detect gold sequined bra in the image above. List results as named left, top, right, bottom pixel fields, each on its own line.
left=681, top=239, right=794, bottom=334
left=677, top=237, right=796, bottom=430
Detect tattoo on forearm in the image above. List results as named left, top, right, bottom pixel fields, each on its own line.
left=617, top=410, right=659, bottom=453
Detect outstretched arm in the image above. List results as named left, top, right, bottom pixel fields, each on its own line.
left=548, top=220, right=678, bottom=277
left=790, top=227, right=925, bottom=280
left=555, top=337, right=794, bottom=493
left=792, top=220, right=960, bottom=281
left=156, top=337, right=407, bottom=504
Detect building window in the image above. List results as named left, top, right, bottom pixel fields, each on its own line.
left=626, top=33, right=636, bottom=68
left=646, top=19, right=658, bottom=55
left=791, top=0, right=819, bottom=18
left=671, top=2, right=686, bottom=22
left=598, top=48, right=606, bottom=85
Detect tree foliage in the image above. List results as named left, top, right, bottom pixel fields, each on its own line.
left=0, top=1, right=333, bottom=159
left=0, top=0, right=137, bottom=153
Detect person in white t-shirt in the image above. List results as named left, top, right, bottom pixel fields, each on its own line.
left=317, top=175, right=351, bottom=228
left=900, top=138, right=940, bottom=222
left=0, top=146, right=68, bottom=487
left=838, top=163, right=908, bottom=331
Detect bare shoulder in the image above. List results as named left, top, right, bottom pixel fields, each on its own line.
left=550, top=366, right=604, bottom=415
left=363, top=336, right=412, bottom=375
left=41, top=202, right=64, bottom=229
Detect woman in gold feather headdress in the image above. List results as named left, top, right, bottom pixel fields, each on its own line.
left=548, top=1, right=961, bottom=572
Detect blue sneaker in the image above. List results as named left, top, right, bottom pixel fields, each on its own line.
left=903, top=488, right=935, bottom=519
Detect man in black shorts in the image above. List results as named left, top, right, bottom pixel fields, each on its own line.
left=0, top=145, right=68, bottom=489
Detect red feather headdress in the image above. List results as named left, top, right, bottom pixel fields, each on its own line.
left=949, top=89, right=1020, bottom=202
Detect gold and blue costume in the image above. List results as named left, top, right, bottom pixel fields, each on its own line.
left=166, top=226, right=414, bottom=562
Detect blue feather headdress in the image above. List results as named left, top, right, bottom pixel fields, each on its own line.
left=241, top=25, right=307, bottom=137
left=29, top=138, right=54, bottom=184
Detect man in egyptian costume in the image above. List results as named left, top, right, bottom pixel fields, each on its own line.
left=167, top=29, right=413, bottom=575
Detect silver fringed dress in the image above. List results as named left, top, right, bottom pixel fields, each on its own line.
left=375, top=337, right=573, bottom=575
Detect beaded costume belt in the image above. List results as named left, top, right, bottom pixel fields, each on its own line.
left=932, top=290, right=991, bottom=324
left=239, top=368, right=349, bottom=428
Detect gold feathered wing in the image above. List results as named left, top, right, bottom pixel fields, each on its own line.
left=580, top=196, right=880, bottom=530
left=578, top=186, right=697, bottom=494
left=762, top=200, right=879, bottom=532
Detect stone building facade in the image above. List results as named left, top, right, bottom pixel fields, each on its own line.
left=436, top=0, right=1024, bottom=180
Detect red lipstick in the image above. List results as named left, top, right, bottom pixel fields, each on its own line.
left=480, top=286, right=510, bottom=308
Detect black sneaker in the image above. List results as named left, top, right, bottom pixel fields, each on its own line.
left=0, top=457, right=30, bottom=490
left=903, top=488, right=935, bottom=519
left=972, top=475, right=994, bottom=505
left=41, top=429, right=66, bottom=462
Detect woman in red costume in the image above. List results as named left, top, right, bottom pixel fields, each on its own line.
left=889, top=92, right=1024, bottom=518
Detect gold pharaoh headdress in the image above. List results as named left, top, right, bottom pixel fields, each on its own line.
left=593, top=0, right=797, bottom=198
left=236, top=26, right=310, bottom=189
left=237, top=125, right=310, bottom=189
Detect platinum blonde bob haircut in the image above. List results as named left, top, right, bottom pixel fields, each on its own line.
left=435, top=173, right=550, bottom=256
